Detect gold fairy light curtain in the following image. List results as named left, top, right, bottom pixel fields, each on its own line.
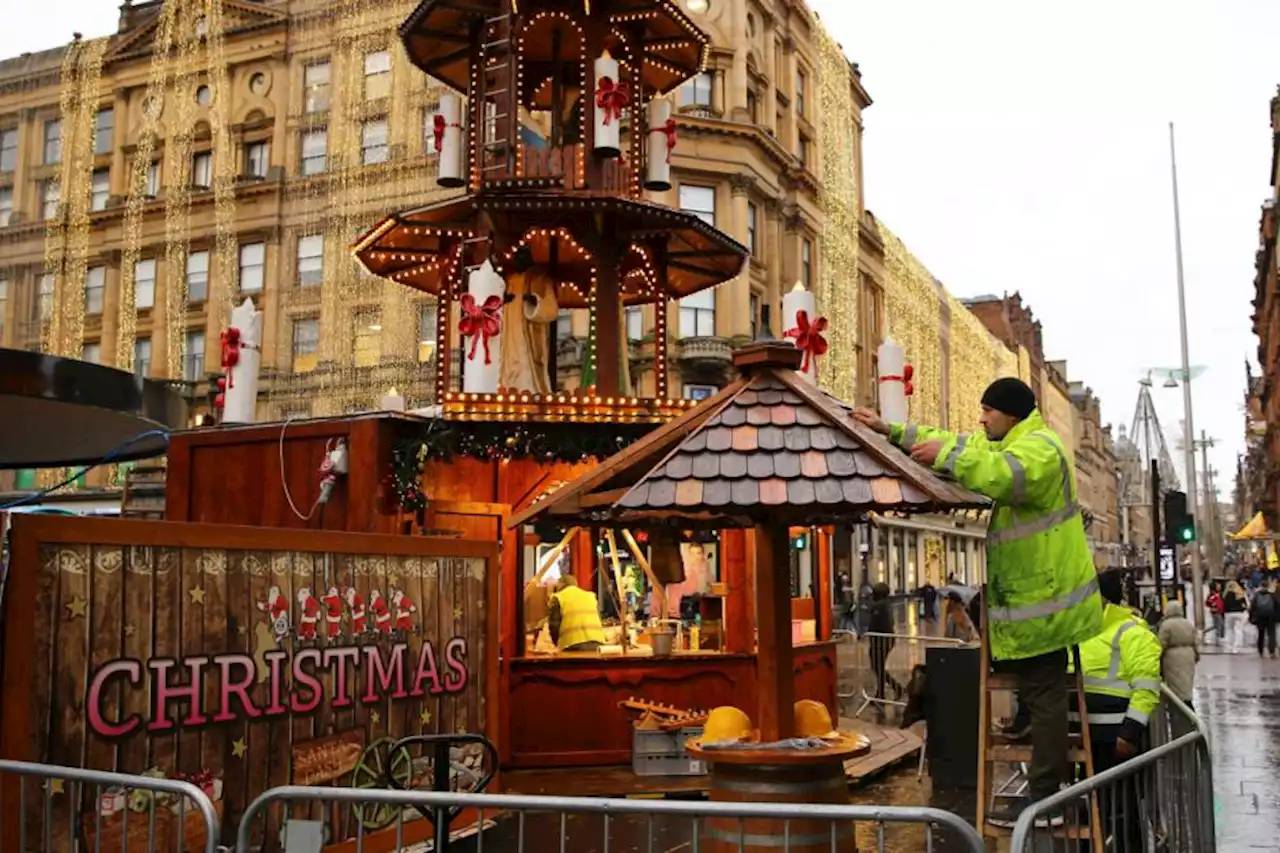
left=876, top=221, right=944, bottom=427
left=947, top=295, right=1000, bottom=433
left=813, top=21, right=860, bottom=397
left=265, top=0, right=450, bottom=418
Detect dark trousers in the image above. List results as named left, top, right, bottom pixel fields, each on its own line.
left=869, top=636, right=902, bottom=699
left=1257, top=620, right=1277, bottom=655
left=1089, top=739, right=1145, bottom=852
left=995, top=648, right=1069, bottom=800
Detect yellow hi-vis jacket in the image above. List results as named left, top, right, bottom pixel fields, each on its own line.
left=1069, top=602, right=1164, bottom=745
left=890, top=410, right=1102, bottom=661
left=551, top=585, right=606, bottom=650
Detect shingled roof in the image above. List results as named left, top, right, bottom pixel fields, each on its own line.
left=510, top=343, right=987, bottom=529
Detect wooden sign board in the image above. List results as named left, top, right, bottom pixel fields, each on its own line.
left=0, top=516, right=496, bottom=848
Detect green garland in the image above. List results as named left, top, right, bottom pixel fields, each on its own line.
left=389, top=420, right=654, bottom=514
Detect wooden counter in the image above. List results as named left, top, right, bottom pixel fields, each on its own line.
left=505, top=642, right=838, bottom=768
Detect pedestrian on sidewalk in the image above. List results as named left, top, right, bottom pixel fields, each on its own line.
left=1157, top=599, right=1198, bottom=711
left=920, top=582, right=939, bottom=627
left=1205, top=583, right=1225, bottom=645
left=1224, top=580, right=1249, bottom=653
left=867, top=582, right=903, bottom=701
left=852, top=377, right=1103, bottom=828
left=944, top=591, right=977, bottom=641
left=1250, top=581, right=1278, bottom=658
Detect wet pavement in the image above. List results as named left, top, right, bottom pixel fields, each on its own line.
left=1196, top=646, right=1280, bottom=851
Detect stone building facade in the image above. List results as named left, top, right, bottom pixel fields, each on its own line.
left=1250, top=88, right=1280, bottom=529
left=0, top=0, right=881, bottom=488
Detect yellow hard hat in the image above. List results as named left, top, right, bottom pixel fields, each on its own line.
left=703, top=706, right=752, bottom=742
left=794, top=699, right=834, bottom=737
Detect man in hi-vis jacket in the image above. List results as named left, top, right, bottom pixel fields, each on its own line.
left=853, top=377, right=1103, bottom=826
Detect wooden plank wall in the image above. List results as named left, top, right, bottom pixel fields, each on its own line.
left=0, top=518, right=494, bottom=849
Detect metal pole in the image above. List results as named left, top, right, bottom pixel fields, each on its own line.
left=1152, top=459, right=1163, bottom=601
left=1169, top=122, right=1205, bottom=628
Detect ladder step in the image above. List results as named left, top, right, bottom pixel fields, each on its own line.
left=987, top=672, right=1082, bottom=692
left=985, top=744, right=1090, bottom=764
left=984, top=822, right=1092, bottom=840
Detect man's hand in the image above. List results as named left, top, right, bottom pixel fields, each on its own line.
left=909, top=440, right=945, bottom=468
left=851, top=408, right=890, bottom=436
left=1115, top=737, right=1137, bottom=759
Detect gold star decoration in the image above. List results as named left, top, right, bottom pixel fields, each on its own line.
left=65, top=596, right=87, bottom=620
left=387, top=573, right=400, bottom=588
left=237, top=624, right=247, bottom=636
left=123, top=625, right=136, bottom=638
left=370, top=710, right=381, bottom=725
left=189, top=586, right=206, bottom=605
left=419, top=708, right=432, bottom=726
left=453, top=607, right=464, bottom=621
left=232, top=738, right=247, bottom=758
left=46, top=778, right=64, bottom=795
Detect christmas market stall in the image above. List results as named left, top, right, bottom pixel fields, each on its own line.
left=512, top=342, right=987, bottom=812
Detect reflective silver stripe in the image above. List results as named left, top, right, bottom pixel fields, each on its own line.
left=988, top=433, right=1080, bottom=545
left=900, top=424, right=919, bottom=451
left=987, top=502, right=1081, bottom=545
left=1131, top=679, right=1162, bottom=692
left=1108, top=622, right=1138, bottom=679
left=1004, top=452, right=1027, bottom=503
left=1125, top=707, right=1151, bottom=725
left=989, top=575, right=1100, bottom=623
left=1069, top=711, right=1126, bottom=725
left=941, top=434, right=969, bottom=475
left=1083, top=676, right=1132, bottom=694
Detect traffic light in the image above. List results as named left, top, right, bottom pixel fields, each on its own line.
left=1163, top=490, right=1196, bottom=544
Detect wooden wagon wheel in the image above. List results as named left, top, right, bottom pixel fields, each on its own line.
left=350, top=736, right=414, bottom=831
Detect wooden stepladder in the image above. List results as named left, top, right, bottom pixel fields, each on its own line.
left=975, top=602, right=1104, bottom=852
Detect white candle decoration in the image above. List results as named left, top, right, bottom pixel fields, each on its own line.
left=220, top=297, right=262, bottom=425
left=593, top=52, right=624, bottom=158
left=877, top=337, right=909, bottom=425
left=435, top=92, right=465, bottom=188
left=380, top=387, right=406, bottom=413
left=782, top=282, right=818, bottom=385
left=461, top=260, right=504, bottom=395
left=645, top=98, right=674, bottom=191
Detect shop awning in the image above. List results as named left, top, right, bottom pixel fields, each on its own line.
left=1231, top=511, right=1269, bottom=540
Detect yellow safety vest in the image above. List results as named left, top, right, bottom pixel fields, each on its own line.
left=1068, top=603, right=1163, bottom=740
left=552, top=586, right=605, bottom=649
left=892, top=411, right=1102, bottom=661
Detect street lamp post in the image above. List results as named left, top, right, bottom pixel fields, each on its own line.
left=1168, top=122, right=1205, bottom=629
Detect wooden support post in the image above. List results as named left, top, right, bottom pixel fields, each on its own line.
left=620, top=528, right=667, bottom=618
left=816, top=526, right=834, bottom=642
left=604, top=530, right=631, bottom=650
left=754, top=524, right=794, bottom=742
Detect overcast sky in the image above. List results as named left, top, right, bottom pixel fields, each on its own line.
left=808, top=0, right=1278, bottom=507
left=4, top=2, right=1275, bottom=507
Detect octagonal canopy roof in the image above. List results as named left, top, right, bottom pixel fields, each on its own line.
left=509, top=343, right=989, bottom=529
left=352, top=192, right=747, bottom=308
left=400, top=0, right=710, bottom=96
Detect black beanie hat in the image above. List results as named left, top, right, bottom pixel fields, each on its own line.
left=980, top=377, right=1036, bottom=420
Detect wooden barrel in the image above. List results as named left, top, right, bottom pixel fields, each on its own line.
left=702, top=759, right=857, bottom=853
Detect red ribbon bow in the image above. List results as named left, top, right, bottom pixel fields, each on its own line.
left=215, top=327, right=242, bottom=410
left=878, top=363, right=915, bottom=396
left=661, top=118, right=677, bottom=162
left=459, top=293, right=503, bottom=364
left=433, top=114, right=447, bottom=152
left=595, top=77, right=630, bottom=126
left=784, top=309, right=829, bottom=373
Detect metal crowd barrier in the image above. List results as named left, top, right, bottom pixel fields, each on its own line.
left=0, top=759, right=220, bottom=853
left=834, top=629, right=966, bottom=718
left=236, top=787, right=988, bottom=853
left=1010, top=686, right=1216, bottom=853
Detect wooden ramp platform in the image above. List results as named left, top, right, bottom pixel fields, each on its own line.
left=501, top=719, right=923, bottom=798
left=840, top=717, right=924, bottom=785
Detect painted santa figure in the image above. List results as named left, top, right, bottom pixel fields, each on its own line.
left=390, top=586, right=417, bottom=633
left=258, top=585, right=290, bottom=642
left=370, top=589, right=393, bottom=635
left=321, top=586, right=344, bottom=640
left=343, top=587, right=368, bottom=635
left=296, top=587, right=321, bottom=641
